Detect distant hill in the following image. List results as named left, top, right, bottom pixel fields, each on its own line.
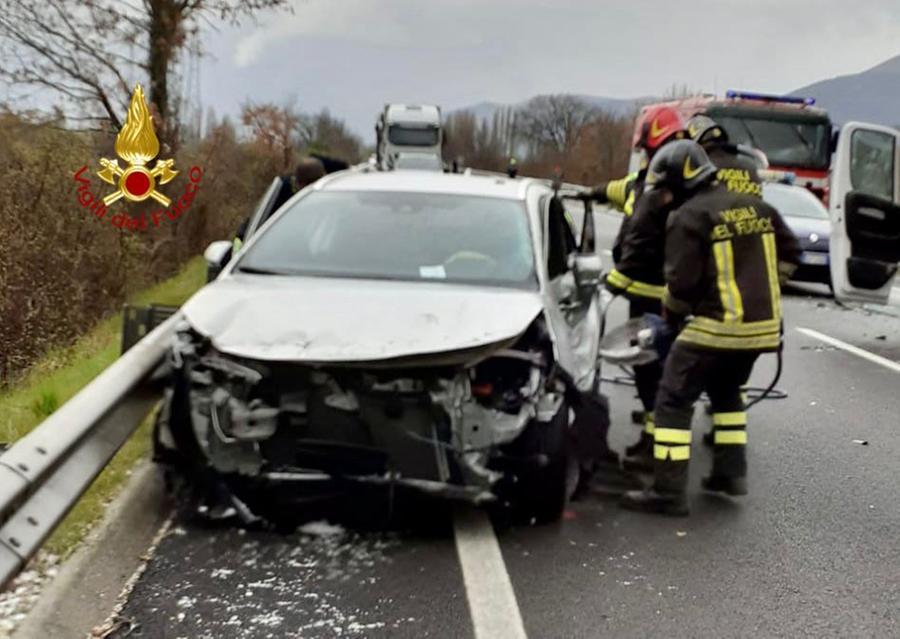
left=791, top=55, right=900, bottom=126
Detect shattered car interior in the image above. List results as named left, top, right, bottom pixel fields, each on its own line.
left=155, top=171, right=609, bottom=525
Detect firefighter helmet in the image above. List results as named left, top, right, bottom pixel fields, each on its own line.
left=687, top=114, right=728, bottom=145
left=636, top=105, right=686, bottom=152
left=646, top=139, right=717, bottom=193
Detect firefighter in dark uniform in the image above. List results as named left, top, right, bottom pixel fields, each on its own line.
left=688, top=114, right=768, bottom=445
left=589, top=105, right=686, bottom=466
left=620, top=140, right=801, bottom=516
left=687, top=114, right=764, bottom=197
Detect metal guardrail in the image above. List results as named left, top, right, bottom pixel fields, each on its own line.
left=0, top=313, right=181, bottom=589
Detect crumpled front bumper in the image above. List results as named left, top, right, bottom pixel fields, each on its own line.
left=159, top=330, right=564, bottom=505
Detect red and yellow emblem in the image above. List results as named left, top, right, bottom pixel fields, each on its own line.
left=97, top=83, right=177, bottom=206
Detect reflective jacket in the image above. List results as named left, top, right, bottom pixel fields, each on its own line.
left=706, top=144, right=763, bottom=197
left=606, top=188, right=679, bottom=302
left=598, top=170, right=644, bottom=217
left=663, top=184, right=802, bottom=352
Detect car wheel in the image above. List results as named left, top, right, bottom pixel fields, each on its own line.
left=503, top=398, right=571, bottom=524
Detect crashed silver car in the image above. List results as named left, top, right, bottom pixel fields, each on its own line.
left=156, top=170, right=607, bottom=523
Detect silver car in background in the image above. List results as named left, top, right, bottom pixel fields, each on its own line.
left=762, top=182, right=832, bottom=286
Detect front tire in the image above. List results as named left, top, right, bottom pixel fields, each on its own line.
left=503, top=399, right=571, bottom=524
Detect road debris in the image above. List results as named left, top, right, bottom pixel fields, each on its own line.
left=851, top=439, right=869, bottom=446
left=0, top=553, right=59, bottom=638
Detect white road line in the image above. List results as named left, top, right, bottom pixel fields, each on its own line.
left=453, top=508, right=528, bottom=639
left=796, top=327, right=900, bottom=373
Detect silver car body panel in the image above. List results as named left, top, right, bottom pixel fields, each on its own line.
left=181, top=275, right=545, bottom=364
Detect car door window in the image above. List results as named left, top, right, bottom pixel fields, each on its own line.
left=546, top=196, right=577, bottom=280
left=578, top=198, right=596, bottom=254
left=850, top=129, right=895, bottom=201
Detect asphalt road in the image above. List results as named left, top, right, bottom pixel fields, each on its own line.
left=106, top=209, right=899, bottom=639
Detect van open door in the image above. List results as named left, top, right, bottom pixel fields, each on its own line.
left=829, top=122, right=900, bottom=304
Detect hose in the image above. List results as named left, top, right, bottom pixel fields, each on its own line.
left=599, top=348, right=788, bottom=409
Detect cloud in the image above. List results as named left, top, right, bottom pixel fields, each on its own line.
left=203, top=0, right=900, bottom=137
left=233, top=0, right=490, bottom=67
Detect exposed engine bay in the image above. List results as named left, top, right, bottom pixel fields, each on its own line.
left=154, top=315, right=605, bottom=524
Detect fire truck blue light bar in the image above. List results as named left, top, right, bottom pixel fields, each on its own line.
left=726, top=90, right=816, bottom=106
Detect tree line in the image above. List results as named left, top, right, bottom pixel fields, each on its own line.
left=443, top=95, right=634, bottom=184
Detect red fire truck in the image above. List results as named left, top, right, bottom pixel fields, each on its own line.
left=634, top=90, right=833, bottom=200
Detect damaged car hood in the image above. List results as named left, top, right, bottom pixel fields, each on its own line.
left=181, top=274, right=544, bottom=363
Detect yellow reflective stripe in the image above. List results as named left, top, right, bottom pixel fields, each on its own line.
left=644, top=413, right=656, bottom=435
left=624, top=190, right=635, bottom=216
left=607, top=269, right=633, bottom=289
left=714, top=430, right=748, bottom=445
left=669, top=446, right=691, bottom=461
left=606, top=177, right=629, bottom=208
left=654, top=444, right=691, bottom=461
left=713, top=240, right=743, bottom=322
left=627, top=280, right=665, bottom=299
left=677, top=327, right=780, bottom=350
left=689, top=316, right=780, bottom=336
left=655, top=428, right=692, bottom=444
left=605, top=173, right=638, bottom=214
left=741, top=391, right=749, bottom=404
left=232, top=237, right=242, bottom=253
left=762, top=233, right=782, bottom=320
left=713, top=412, right=747, bottom=426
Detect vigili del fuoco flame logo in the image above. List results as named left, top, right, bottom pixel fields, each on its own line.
left=97, top=83, right=178, bottom=206
left=72, top=83, right=203, bottom=231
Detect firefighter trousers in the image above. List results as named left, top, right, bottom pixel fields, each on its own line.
left=653, top=341, right=759, bottom=491
left=628, top=297, right=663, bottom=437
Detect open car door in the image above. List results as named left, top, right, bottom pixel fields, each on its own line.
left=829, top=122, right=900, bottom=304
left=243, top=176, right=284, bottom=241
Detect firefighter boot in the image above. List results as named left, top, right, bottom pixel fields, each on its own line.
left=620, top=461, right=689, bottom=516
left=622, top=414, right=655, bottom=473
left=701, top=475, right=747, bottom=496
left=701, top=439, right=748, bottom=496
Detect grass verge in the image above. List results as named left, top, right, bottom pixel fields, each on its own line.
left=0, top=256, right=206, bottom=558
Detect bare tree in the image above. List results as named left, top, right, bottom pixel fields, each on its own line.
left=0, top=0, right=289, bottom=141
left=661, top=82, right=700, bottom=99
left=241, top=101, right=302, bottom=172
left=517, top=95, right=599, bottom=159
left=298, top=109, right=364, bottom=163
left=441, top=110, right=507, bottom=171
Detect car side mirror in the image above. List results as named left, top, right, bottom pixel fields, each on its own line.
left=204, top=240, right=232, bottom=282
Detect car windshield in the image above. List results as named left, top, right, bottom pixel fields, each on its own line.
left=714, top=114, right=830, bottom=170
left=388, top=125, right=439, bottom=147
left=237, top=191, right=537, bottom=289
left=762, top=183, right=828, bottom=219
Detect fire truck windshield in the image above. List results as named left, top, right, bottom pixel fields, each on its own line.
left=711, top=112, right=831, bottom=170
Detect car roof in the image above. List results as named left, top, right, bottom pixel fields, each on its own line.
left=316, top=169, right=543, bottom=200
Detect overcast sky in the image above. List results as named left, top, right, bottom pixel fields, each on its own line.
left=197, top=0, right=900, bottom=139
